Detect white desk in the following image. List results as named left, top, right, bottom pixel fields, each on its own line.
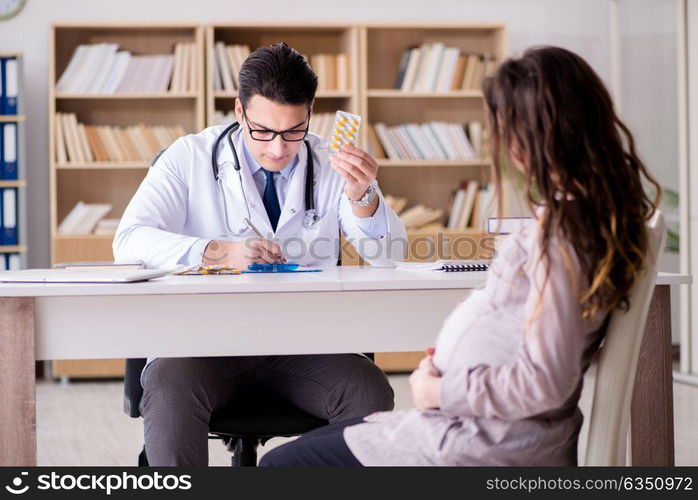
left=0, top=268, right=690, bottom=466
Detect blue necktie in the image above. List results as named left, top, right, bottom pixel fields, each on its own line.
left=262, top=169, right=281, bottom=231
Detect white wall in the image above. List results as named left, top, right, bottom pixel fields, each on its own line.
left=615, top=0, right=682, bottom=343
left=0, top=0, right=613, bottom=267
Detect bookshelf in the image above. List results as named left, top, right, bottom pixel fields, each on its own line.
left=206, top=23, right=360, bottom=127
left=49, top=23, right=205, bottom=379
left=50, top=23, right=205, bottom=264
left=0, top=52, right=27, bottom=271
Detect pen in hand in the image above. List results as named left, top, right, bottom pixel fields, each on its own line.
left=243, top=217, right=287, bottom=263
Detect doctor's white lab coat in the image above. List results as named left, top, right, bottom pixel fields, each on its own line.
left=113, top=126, right=407, bottom=268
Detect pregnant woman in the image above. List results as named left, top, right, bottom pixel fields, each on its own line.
left=260, top=45, right=661, bottom=466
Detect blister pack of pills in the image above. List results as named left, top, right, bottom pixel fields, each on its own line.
left=329, top=110, right=361, bottom=153
left=175, top=265, right=241, bottom=275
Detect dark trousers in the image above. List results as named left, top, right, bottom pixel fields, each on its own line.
left=141, top=354, right=393, bottom=466
left=259, top=417, right=365, bottom=466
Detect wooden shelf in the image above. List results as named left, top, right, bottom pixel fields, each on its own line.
left=377, top=159, right=491, bottom=168
left=56, top=93, right=198, bottom=99
left=0, top=115, right=25, bottom=122
left=213, top=90, right=354, bottom=99
left=407, top=227, right=485, bottom=236
left=213, top=91, right=239, bottom=98
left=55, top=234, right=115, bottom=241
left=0, top=245, right=27, bottom=254
left=0, top=180, right=26, bottom=188
left=56, top=162, right=150, bottom=170
left=367, top=89, right=484, bottom=98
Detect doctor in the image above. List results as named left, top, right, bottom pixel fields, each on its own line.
left=113, top=42, right=407, bottom=466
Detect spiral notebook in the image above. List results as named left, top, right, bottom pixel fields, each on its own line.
left=395, top=260, right=490, bottom=272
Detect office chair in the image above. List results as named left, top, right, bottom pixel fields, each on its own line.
left=124, top=358, right=329, bottom=466
left=584, top=211, right=666, bottom=465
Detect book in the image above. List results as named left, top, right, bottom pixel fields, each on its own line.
left=373, top=123, right=401, bottom=160
left=401, top=47, right=422, bottom=91
left=450, top=53, right=467, bottom=91
left=56, top=45, right=89, bottom=93
left=423, top=43, right=446, bottom=92
left=393, top=48, right=411, bottom=89
left=395, top=259, right=490, bottom=272
left=4, top=253, right=21, bottom=270
left=1, top=187, right=17, bottom=245
left=435, top=47, right=460, bottom=92
left=181, top=42, right=191, bottom=92
left=2, top=123, right=17, bottom=179
left=215, top=42, right=234, bottom=92
left=225, top=46, right=239, bottom=89
left=54, top=115, right=68, bottom=164
left=448, top=188, right=466, bottom=229
left=336, top=53, right=350, bottom=91
left=457, top=180, right=479, bottom=229
left=2, top=57, right=18, bottom=114
left=57, top=201, right=113, bottom=235
left=366, top=124, right=386, bottom=159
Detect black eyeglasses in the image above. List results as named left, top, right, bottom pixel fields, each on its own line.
left=242, top=107, right=310, bottom=142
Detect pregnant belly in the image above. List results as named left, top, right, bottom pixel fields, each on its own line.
left=433, top=300, right=524, bottom=373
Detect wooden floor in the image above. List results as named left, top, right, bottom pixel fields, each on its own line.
left=36, top=368, right=698, bottom=466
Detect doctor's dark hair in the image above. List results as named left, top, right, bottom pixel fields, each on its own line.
left=238, top=42, right=318, bottom=108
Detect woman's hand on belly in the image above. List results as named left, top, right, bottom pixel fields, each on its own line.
left=409, top=354, right=442, bottom=410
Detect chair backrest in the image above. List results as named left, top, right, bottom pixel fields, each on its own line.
left=584, top=210, right=666, bottom=466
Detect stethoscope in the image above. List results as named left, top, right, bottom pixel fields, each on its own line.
left=211, top=121, right=318, bottom=236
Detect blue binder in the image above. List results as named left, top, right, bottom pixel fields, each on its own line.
left=1, top=187, right=18, bottom=246
left=0, top=188, right=4, bottom=246
left=2, top=122, right=17, bottom=180
left=0, top=58, right=4, bottom=116
left=0, top=123, right=4, bottom=179
left=1, top=58, right=18, bottom=115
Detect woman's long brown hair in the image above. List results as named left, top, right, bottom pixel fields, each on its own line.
left=483, top=46, right=661, bottom=319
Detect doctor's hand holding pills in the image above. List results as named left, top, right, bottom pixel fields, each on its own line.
left=201, top=238, right=286, bottom=269
left=329, top=143, right=381, bottom=218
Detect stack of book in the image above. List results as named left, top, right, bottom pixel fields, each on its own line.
left=384, top=183, right=493, bottom=232
left=448, top=182, right=493, bottom=230
left=384, top=195, right=444, bottom=230
left=212, top=43, right=251, bottom=92
left=56, top=41, right=199, bottom=94
left=394, top=43, right=496, bottom=92
left=54, top=112, right=186, bottom=164
left=308, top=53, right=350, bottom=91
left=368, top=121, right=484, bottom=161
left=57, top=201, right=113, bottom=236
